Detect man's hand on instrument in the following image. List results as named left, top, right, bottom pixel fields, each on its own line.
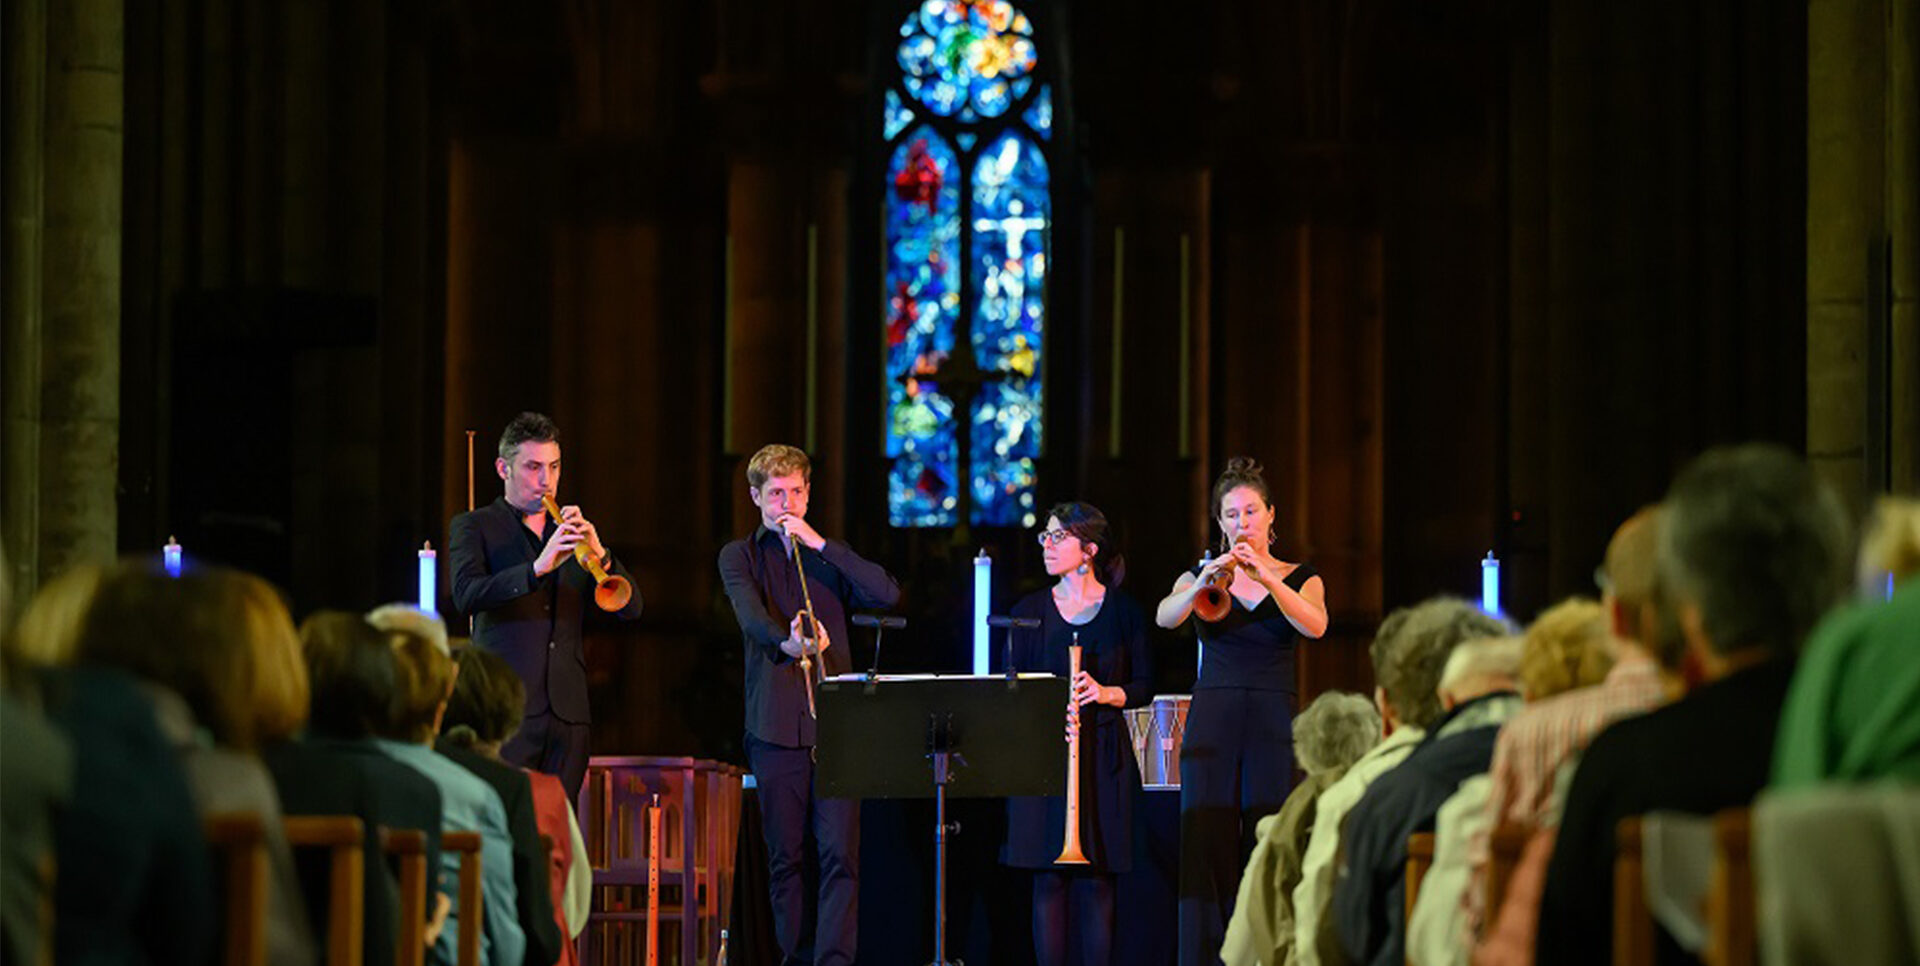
left=559, top=504, right=608, bottom=562
left=533, top=520, right=586, bottom=577
left=781, top=612, right=831, bottom=660
left=777, top=514, right=827, bottom=552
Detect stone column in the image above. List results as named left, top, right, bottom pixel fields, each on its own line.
left=3, top=0, right=49, bottom=598
left=1891, top=0, right=1918, bottom=494
left=1807, top=0, right=1919, bottom=505
left=2, top=0, right=123, bottom=594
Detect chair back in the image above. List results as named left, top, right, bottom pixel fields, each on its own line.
left=382, top=828, right=428, bottom=966
left=1705, top=808, right=1753, bottom=966
left=284, top=816, right=366, bottom=966
left=443, top=831, right=484, bottom=966
left=205, top=812, right=269, bottom=966
left=1613, top=817, right=1653, bottom=966
left=1405, top=831, right=1436, bottom=923
left=1486, top=821, right=1532, bottom=920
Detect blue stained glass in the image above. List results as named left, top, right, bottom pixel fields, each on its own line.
left=968, top=131, right=1049, bottom=526
left=1023, top=85, right=1052, bottom=139
left=884, top=126, right=964, bottom=527
left=885, top=89, right=915, bottom=140
left=884, top=2, right=1051, bottom=529
left=898, top=0, right=1039, bottom=118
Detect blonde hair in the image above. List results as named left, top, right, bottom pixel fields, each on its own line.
left=1519, top=597, right=1614, bottom=700
left=386, top=626, right=455, bottom=743
left=367, top=603, right=450, bottom=657
left=233, top=571, right=309, bottom=744
left=5, top=564, right=105, bottom=667
left=1858, top=496, right=1920, bottom=590
left=746, top=444, right=811, bottom=489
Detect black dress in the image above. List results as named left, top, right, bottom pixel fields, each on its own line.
left=1002, top=587, right=1155, bottom=872
left=1178, top=562, right=1319, bottom=966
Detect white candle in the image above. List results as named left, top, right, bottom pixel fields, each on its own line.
left=418, top=541, right=437, bottom=613
left=973, top=549, right=991, bottom=674
left=1481, top=551, right=1501, bottom=615
left=164, top=536, right=182, bottom=578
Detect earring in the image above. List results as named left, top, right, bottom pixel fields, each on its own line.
left=1077, top=559, right=1091, bottom=575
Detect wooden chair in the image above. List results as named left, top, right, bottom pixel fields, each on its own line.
left=1704, top=808, right=1753, bottom=966
left=205, top=812, right=269, bottom=966
left=1612, top=816, right=1653, bottom=966
left=443, top=831, right=484, bottom=966
left=1405, top=831, right=1437, bottom=923
left=579, top=757, right=747, bottom=966
left=381, top=828, right=429, bottom=966
left=283, top=816, right=367, bottom=966
left=1485, top=821, right=1532, bottom=920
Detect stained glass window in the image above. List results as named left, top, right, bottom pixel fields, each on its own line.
left=884, top=0, right=1052, bottom=528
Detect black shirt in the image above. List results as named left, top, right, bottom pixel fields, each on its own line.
left=717, top=525, right=901, bottom=747
left=1193, top=563, right=1318, bottom=694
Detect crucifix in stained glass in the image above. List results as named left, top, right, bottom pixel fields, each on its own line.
left=883, top=0, right=1052, bottom=529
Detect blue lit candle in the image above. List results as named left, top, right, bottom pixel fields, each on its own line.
left=164, top=536, right=182, bottom=578
left=1481, top=551, right=1501, bottom=615
left=418, top=541, right=437, bottom=613
left=973, top=549, right=991, bottom=675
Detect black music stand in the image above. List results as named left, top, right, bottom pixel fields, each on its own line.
left=817, top=673, right=1067, bottom=966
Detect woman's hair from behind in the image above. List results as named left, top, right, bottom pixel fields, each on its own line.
left=384, top=624, right=454, bottom=744
left=1518, top=597, right=1615, bottom=701
left=1293, top=690, right=1381, bottom=775
left=300, top=610, right=399, bottom=740
left=1858, top=496, right=1920, bottom=591
left=4, top=563, right=105, bottom=669
left=1210, top=456, right=1273, bottom=518
left=442, top=645, right=526, bottom=748
left=75, top=562, right=260, bottom=751
left=231, top=571, right=308, bottom=744
left=1046, top=501, right=1126, bottom=587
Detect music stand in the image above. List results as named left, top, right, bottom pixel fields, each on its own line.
left=817, top=673, right=1067, bottom=966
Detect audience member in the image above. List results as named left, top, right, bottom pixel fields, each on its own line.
left=265, top=610, right=448, bottom=966
left=1293, top=597, right=1511, bottom=966
left=1771, top=496, right=1920, bottom=787
left=75, top=563, right=319, bottom=966
left=1461, top=508, right=1677, bottom=966
left=373, top=604, right=564, bottom=966
left=0, top=544, right=75, bottom=966
left=372, top=610, right=527, bottom=966
left=1535, top=443, right=1851, bottom=966
left=443, top=645, right=591, bottom=966
left=1224, top=691, right=1381, bottom=966
left=1334, top=635, right=1524, bottom=966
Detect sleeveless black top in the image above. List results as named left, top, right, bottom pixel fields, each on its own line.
left=1191, top=562, right=1318, bottom=695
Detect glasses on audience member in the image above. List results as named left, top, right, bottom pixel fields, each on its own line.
left=1036, top=529, right=1074, bottom=547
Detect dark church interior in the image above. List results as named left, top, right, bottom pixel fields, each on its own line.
left=5, top=0, right=1915, bottom=964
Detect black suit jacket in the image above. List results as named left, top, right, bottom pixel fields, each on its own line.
left=265, top=738, right=446, bottom=966
left=450, top=496, right=644, bottom=722
left=717, top=526, right=901, bottom=747
left=435, top=740, right=564, bottom=966
left=1536, top=659, right=1795, bottom=966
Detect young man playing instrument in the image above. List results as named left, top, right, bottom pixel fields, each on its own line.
left=717, top=444, right=900, bottom=966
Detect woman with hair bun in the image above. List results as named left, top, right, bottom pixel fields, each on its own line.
left=1156, top=457, right=1329, bottom=966
left=1002, top=501, right=1153, bottom=966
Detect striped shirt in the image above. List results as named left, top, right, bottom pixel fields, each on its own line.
left=1459, top=654, right=1669, bottom=945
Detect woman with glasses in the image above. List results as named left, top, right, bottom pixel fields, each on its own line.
left=1155, top=457, right=1328, bottom=966
left=1002, top=501, right=1154, bottom=966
